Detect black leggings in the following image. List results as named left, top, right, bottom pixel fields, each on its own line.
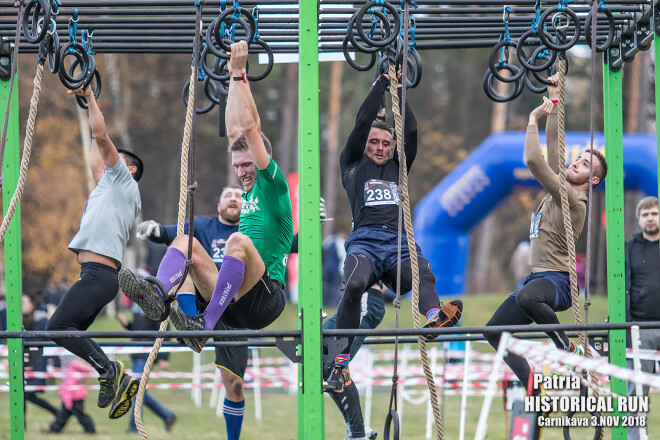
left=336, top=253, right=438, bottom=351
left=328, top=382, right=365, bottom=438
left=24, top=392, right=57, bottom=416
left=50, top=400, right=96, bottom=433
left=46, top=262, right=118, bottom=377
left=483, top=278, right=571, bottom=394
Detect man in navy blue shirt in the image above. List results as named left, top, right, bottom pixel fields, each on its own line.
left=135, top=185, right=249, bottom=440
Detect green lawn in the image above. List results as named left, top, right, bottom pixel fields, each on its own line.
left=2, top=293, right=653, bottom=439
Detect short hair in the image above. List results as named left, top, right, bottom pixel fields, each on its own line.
left=371, top=120, right=394, bottom=136
left=219, top=184, right=243, bottom=203
left=117, top=149, right=144, bottom=182
left=584, top=149, right=607, bottom=187
left=636, top=196, right=659, bottom=219
left=228, top=134, right=272, bottom=156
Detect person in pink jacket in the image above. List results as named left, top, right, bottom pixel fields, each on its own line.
left=42, top=358, right=96, bottom=434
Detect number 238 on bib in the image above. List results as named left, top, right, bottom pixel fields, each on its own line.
left=364, top=179, right=400, bottom=207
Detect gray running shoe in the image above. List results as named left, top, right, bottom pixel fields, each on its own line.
left=97, top=361, right=124, bottom=409
left=169, top=301, right=207, bottom=353
left=118, top=269, right=166, bottom=320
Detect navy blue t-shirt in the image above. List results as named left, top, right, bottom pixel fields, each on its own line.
left=164, top=218, right=238, bottom=266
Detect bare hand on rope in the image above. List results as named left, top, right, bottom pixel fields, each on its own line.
left=228, top=41, right=249, bottom=76
left=546, top=73, right=559, bottom=101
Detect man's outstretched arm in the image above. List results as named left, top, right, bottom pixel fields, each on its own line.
left=73, top=88, right=119, bottom=183
left=228, top=42, right=270, bottom=170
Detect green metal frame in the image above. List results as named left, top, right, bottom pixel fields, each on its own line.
left=603, top=57, right=626, bottom=439
left=1, top=59, right=24, bottom=439
left=298, top=0, right=324, bottom=437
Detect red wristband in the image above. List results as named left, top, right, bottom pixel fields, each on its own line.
left=551, top=99, right=559, bottom=104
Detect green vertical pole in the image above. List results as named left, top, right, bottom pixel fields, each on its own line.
left=1, top=55, right=24, bottom=439
left=655, top=2, right=660, bottom=199
left=602, top=55, right=626, bottom=440
left=298, top=0, right=323, bottom=438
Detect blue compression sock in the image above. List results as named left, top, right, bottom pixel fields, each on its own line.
left=223, top=398, right=245, bottom=440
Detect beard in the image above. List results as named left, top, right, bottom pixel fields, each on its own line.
left=221, top=207, right=241, bottom=223
left=566, top=171, right=589, bottom=186
left=644, top=224, right=659, bottom=236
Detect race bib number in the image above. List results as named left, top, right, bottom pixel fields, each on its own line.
left=211, top=238, right=228, bottom=264
left=529, top=212, right=542, bottom=239
left=364, top=179, right=399, bottom=207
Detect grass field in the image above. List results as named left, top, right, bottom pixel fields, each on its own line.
left=2, top=292, right=655, bottom=439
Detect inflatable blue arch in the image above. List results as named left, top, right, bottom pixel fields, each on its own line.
left=413, top=131, right=658, bottom=296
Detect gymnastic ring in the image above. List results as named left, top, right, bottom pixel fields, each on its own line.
left=201, top=44, right=230, bottom=81
left=182, top=79, right=216, bottom=114
left=22, top=0, right=51, bottom=44
left=58, top=42, right=89, bottom=90
left=75, top=69, right=102, bottom=109
left=247, top=39, right=273, bottom=81
left=517, top=29, right=557, bottom=72
left=406, top=46, right=422, bottom=88
left=383, top=409, right=400, bottom=440
left=46, top=31, right=60, bottom=73
left=144, top=276, right=175, bottom=322
left=562, top=378, right=602, bottom=440
left=213, top=7, right=256, bottom=52
left=488, top=39, right=525, bottom=83
left=343, top=35, right=377, bottom=71
left=355, top=0, right=400, bottom=48
left=203, top=75, right=227, bottom=104
left=584, top=7, right=615, bottom=52
left=538, top=6, right=581, bottom=52
left=483, top=65, right=524, bottom=103
left=531, top=47, right=569, bottom=85
left=348, top=10, right=391, bottom=54
left=523, top=68, right=547, bottom=94
left=376, top=54, right=415, bottom=87
left=205, top=16, right=251, bottom=60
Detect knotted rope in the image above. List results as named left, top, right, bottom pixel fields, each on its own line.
left=0, top=62, right=44, bottom=243
left=389, top=63, right=444, bottom=440
left=134, top=2, right=204, bottom=438
left=556, top=59, right=602, bottom=439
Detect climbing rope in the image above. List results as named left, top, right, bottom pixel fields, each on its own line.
left=0, top=46, right=47, bottom=243
left=555, top=59, right=602, bottom=440
left=388, top=29, right=444, bottom=440
left=133, top=2, right=204, bottom=439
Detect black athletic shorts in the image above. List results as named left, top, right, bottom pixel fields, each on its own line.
left=219, top=269, right=286, bottom=330
left=213, top=320, right=249, bottom=380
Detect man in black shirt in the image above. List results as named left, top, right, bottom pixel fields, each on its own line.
left=626, top=196, right=660, bottom=440
left=326, top=73, right=463, bottom=392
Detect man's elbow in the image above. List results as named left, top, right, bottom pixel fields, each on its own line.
left=240, top=119, right=261, bottom=138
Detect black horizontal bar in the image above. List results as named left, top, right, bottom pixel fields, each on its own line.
left=1, top=329, right=301, bottom=339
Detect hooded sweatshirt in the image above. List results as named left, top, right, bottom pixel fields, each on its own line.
left=625, top=232, right=660, bottom=321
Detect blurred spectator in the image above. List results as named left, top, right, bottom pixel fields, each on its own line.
left=44, top=279, right=67, bottom=319
left=322, top=233, right=346, bottom=307
left=509, top=241, right=531, bottom=290
left=575, top=253, right=586, bottom=293
left=117, top=301, right=177, bottom=433
left=42, top=357, right=96, bottom=434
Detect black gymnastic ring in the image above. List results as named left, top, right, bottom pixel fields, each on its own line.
left=376, top=54, right=416, bottom=87
left=213, top=7, right=256, bottom=52
left=355, top=0, right=400, bottom=48
left=406, top=46, right=422, bottom=88
left=523, top=68, right=547, bottom=94
left=74, top=66, right=102, bottom=109
left=343, top=35, right=377, bottom=71
left=144, top=276, right=174, bottom=322
left=22, top=0, right=50, bottom=44
left=383, top=409, right=400, bottom=440
left=201, top=44, right=230, bottom=81
left=531, top=48, right=569, bottom=85
left=348, top=9, right=392, bottom=54
left=204, top=75, right=227, bottom=103
left=538, top=6, right=581, bottom=52
left=517, top=29, right=558, bottom=72
left=58, top=42, right=89, bottom=90
left=584, top=7, right=615, bottom=53
left=246, top=39, right=273, bottom=81
left=488, top=39, right=525, bottom=83
left=483, top=64, right=524, bottom=103
left=205, top=15, right=252, bottom=60
left=182, top=79, right=216, bottom=114
left=46, top=31, right=60, bottom=73
left=562, top=378, right=602, bottom=440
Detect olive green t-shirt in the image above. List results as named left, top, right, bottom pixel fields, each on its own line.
left=239, top=157, right=293, bottom=286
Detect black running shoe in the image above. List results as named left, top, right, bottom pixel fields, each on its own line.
left=118, top=268, right=166, bottom=320
left=108, top=373, right=140, bottom=419
left=97, top=361, right=124, bottom=409
left=323, top=364, right=352, bottom=393
left=169, top=301, right=207, bottom=353
left=423, top=300, right=463, bottom=340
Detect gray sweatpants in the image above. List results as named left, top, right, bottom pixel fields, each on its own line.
left=626, top=327, right=660, bottom=440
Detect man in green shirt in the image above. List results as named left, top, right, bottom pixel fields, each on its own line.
left=119, top=41, right=292, bottom=352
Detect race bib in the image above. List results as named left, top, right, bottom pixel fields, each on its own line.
left=364, top=179, right=399, bottom=206
left=211, top=238, right=228, bottom=264
left=529, top=211, right=542, bottom=239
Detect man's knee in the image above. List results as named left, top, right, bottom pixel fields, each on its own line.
left=222, top=372, right=245, bottom=400
left=224, top=233, right=251, bottom=259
